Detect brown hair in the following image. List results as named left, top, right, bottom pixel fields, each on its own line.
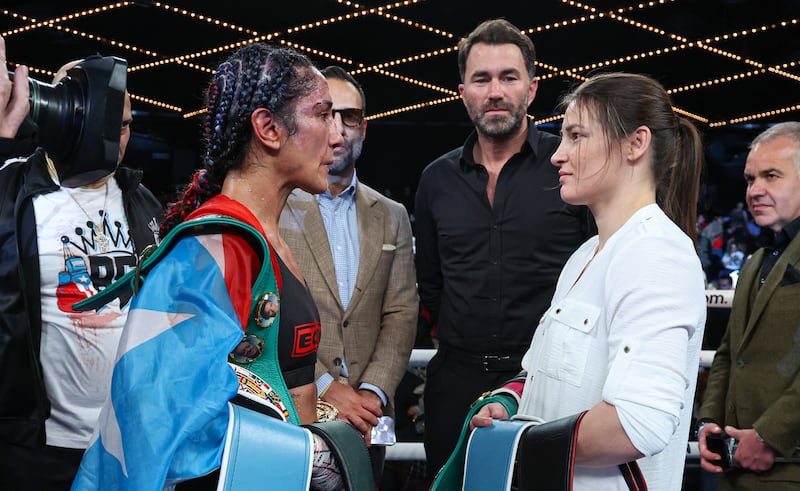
left=561, top=72, right=703, bottom=243
left=457, top=19, right=536, bottom=82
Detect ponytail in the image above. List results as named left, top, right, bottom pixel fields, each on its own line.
left=659, top=116, right=703, bottom=245
left=561, top=73, right=704, bottom=248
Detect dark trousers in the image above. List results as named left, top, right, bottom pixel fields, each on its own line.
left=370, top=443, right=386, bottom=486
left=0, top=444, right=84, bottom=491
left=423, top=349, right=520, bottom=482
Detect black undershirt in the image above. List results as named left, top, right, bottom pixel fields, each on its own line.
left=275, top=254, right=321, bottom=388
left=758, top=216, right=800, bottom=286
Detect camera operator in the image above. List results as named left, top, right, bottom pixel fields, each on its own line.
left=0, top=34, right=162, bottom=490
left=0, top=36, right=35, bottom=162
left=698, top=122, right=800, bottom=491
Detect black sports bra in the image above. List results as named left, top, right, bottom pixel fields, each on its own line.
left=275, top=254, right=321, bottom=388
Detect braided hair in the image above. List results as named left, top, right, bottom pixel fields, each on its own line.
left=161, top=44, right=317, bottom=235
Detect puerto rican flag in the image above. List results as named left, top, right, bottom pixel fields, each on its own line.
left=72, top=196, right=268, bottom=490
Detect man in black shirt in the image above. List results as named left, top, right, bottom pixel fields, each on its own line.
left=414, top=19, right=593, bottom=480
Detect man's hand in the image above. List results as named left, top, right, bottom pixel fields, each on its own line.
left=321, top=382, right=382, bottom=444
left=726, top=425, right=776, bottom=472
left=357, top=388, right=383, bottom=414
left=469, top=401, right=508, bottom=430
left=698, top=422, right=725, bottom=473
left=0, top=35, right=29, bottom=139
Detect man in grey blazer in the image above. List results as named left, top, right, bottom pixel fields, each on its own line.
left=279, top=66, right=418, bottom=483
left=699, top=122, right=800, bottom=491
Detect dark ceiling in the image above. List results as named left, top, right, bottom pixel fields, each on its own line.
left=2, top=0, right=800, bottom=209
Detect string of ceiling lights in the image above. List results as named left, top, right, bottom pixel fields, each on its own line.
left=563, top=0, right=800, bottom=125
left=1, top=0, right=797, bottom=127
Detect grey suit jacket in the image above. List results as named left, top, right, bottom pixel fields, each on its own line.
left=279, top=181, right=418, bottom=417
left=700, top=232, right=800, bottom=487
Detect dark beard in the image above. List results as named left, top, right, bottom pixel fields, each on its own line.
left=474, top=110, right=525, bottom=138
left=328, top=156, right=353, bottom=175
left=330, top=139, right=363, bottom=175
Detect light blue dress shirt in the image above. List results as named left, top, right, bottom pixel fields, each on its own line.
left=315, top=172, right=388, bottom=406
left=317, top=172, right=360, bottom=311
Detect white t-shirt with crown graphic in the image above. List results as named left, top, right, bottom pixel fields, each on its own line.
left=34, top=178, right=136, bottom=449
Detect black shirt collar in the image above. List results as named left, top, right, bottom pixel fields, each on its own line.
left=459, top=121, right=538, bottom=170
left=757, top=215, right=800, bottom=251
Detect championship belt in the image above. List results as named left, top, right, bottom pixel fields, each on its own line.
left=73, top=215, right=301, bottom=424
left=218, top=403, right=313, bottom=490
left=306, top=420, right=376, bottom=491
left=73, top=215, right=374, bottom=489
left=230, top=364, right=291, bottom=421
left=430, top=392, right=519, bottom=490
left=463, top=411, right=648, bottom=491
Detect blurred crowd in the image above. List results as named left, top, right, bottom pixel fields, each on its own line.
left=698, top=202, right=761, bottom=290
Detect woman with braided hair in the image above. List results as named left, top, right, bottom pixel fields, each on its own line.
left=160, top=42, right=335, bottom=427
left=71, top=43, right=351, bottom=490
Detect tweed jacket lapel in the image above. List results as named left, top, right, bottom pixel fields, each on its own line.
left=734, top=248, right=764, bottom=352
left=346, top=182, right=383, bottom=314
left=284, top=193, right=343, bottom=310
left=740, top=236, right=800, bottom=349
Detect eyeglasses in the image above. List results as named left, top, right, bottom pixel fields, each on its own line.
left=332, top=108, right=364, bottom=128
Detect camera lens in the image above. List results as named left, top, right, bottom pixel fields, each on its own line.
left=8, top=56, right=127, bottom=187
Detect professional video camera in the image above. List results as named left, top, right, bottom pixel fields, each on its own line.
left=10, top=55, right=127, bottom=187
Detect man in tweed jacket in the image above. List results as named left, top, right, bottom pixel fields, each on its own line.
left=699, top=122, right=800, bottom=491
left=279, top=66, right=418, bottom=484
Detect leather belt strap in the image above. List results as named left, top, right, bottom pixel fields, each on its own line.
left=516, top=411, right=647, bottom=491
left=450, top=408, right=649, bottom=491
left=305, top=420, right=375, bottom=491
left=516, top=411, right=586, bottom=490
left=218, top=403, right=313, bottom=490
left=437, top=347, right=523, bottom=372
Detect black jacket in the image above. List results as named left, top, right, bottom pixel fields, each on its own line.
left=0, top=148, right=162, bottom=480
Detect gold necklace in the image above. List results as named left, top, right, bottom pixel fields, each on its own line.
left=69, top=182, right=110, bottom=253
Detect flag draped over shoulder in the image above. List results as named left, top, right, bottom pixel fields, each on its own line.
left=71, top=233, right=245, bottom=491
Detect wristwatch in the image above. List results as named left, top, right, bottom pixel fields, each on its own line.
left=470, top=391, right=494, bottom=408
left=695, top=418, right=716, bottom=439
